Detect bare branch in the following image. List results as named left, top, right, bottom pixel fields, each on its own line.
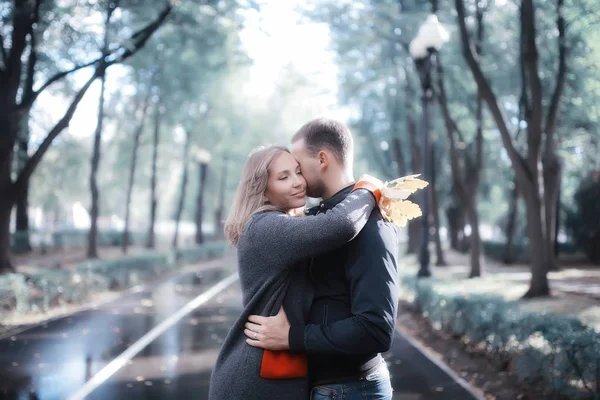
left=108, top=4, right=173, bottom=65
left=544, top=0, right=567, bottom=155
left=20, top=57, right=102, bottom=109
left=23, top=0, right=172, bottom=109
left=15, top=68, right=104, bottom=192
left=454, top=0, right=532, bottom=186
left=14, top=1, right=174, bottom=191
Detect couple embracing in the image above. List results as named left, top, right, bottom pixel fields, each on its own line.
left=209, top=118, right=400, bottom=400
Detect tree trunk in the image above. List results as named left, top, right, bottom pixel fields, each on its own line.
left=172, top=132, right=190, bottom=249
left=194, top=163, right=208, bottom=245
left=446, top=203, right=465, bottom=251
left=215, top=154, right=228, bottom=239
left=406, top=221, right=420, bottom=254
left=123, top=87, right=152, bottom=254
left=89, top=1, right=119, bottom=258
left=523, top=189, right=551, bottom=297
left=503, top=182, right=519, bottom=264
left=434, top=1, right=485, bottom=276
left=15, top=114, right=32, bottom=253
left=543, top=156, right=561, bottom=270
left=0, top=198, right=15, bottom=274
left=391, top=138, right=407, bottom=177
left=454, top=0, right=557, bottom=298
left=544, top=0, right=567, bottom=264
left=0, top=117, right=17, bottom=273
left=146, top=96, right=161, bottom=249
left=14, top=182, right=32, bottom=253
left=87, top=70, right=107, bottom=259
left=430, top=146, right=446, bottom=266
left=2, top=1, right=34, bottom=262
left=446, top=207, right=459, bottom=251
left=554, top=183, right=561, bottom=256
left=122, top=133, right=140, bottom=255
left=465, top=198, right=483, bottom=277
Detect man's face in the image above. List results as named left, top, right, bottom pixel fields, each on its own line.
left=291, top=139, right=324, bottom=198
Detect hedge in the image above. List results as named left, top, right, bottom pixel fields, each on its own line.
left=10, top=229, right=153, bottom=252
left=401, top=275, right=600, bottom=399
left=0, top=241, right=228, bottom=318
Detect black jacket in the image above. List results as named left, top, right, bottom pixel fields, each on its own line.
left=288, top=185, right=401, bottom=385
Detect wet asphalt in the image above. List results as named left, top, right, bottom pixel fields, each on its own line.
left=0, top=258, right=479, bottom=400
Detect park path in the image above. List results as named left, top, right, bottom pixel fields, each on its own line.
left=0, top=255, right=482, bottom=400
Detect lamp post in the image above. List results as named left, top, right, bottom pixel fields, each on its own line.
left=409, top=14, right=449, bottom=278
left=192, top=147, right=211, bottom=245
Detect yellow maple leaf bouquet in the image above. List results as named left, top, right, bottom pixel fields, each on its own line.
left=378, top=174, right=429, bottom=227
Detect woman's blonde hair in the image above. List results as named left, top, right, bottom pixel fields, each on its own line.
left=224, top=145, right=290, bottom=246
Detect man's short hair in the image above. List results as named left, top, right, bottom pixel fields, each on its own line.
left=291, top=118, right=353, bottom=166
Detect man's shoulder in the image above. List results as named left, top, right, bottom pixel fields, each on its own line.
left=342, top=211, right=400, bottom=269
left=351, top=211, right=400, bottom=248
left=365, top=210, right=400, bottom=235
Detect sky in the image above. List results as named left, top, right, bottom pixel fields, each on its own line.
left=239, top=1, right=337, bottom=98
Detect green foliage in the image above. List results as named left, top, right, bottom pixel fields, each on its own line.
left=402, top=274, right=600, bottom=398
left=307, top=0, right=600, bottom=236
left=19, top=0, right=260, bottom=236
left=566, top=171, right=600, bottom=264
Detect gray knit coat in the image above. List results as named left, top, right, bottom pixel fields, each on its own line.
left=208, top=189, right=376, bottom=400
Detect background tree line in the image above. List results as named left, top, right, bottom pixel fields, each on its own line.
left=305, top=0, right=600, bottom=297
left=1, top=0, right=599, bottom=301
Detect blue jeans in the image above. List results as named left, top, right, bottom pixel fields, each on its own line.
left=310, top=361, right=393, bottom=400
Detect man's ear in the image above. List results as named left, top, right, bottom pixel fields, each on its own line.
left=318, top=150, right=329, bottom=170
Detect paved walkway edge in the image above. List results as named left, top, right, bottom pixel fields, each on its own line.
left=395, top=326, right=486, bottom=400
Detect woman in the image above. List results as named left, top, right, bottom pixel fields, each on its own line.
left=208, top=145, right=381, bottom=400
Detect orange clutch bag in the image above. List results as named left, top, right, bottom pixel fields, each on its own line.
left=260, top=349, right=308, bottom=379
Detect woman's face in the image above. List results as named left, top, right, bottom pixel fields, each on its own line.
left=264, top=152, right=307, bottom=211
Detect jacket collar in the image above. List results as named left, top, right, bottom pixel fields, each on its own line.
left=322, top=184, right=354, bottom=209
left=305, top=184, right=354, bottom=215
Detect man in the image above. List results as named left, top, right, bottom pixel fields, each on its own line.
left=245, top=118, right=400, bottom=399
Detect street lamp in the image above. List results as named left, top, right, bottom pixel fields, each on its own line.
left=192, top=147, right=211, bottom=245
left=410, top=14, right=449, bottom=278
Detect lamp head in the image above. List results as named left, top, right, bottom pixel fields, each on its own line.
left=192, top=147, right=212, bottom=164
left=410, top=14, right=450, bottom=60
